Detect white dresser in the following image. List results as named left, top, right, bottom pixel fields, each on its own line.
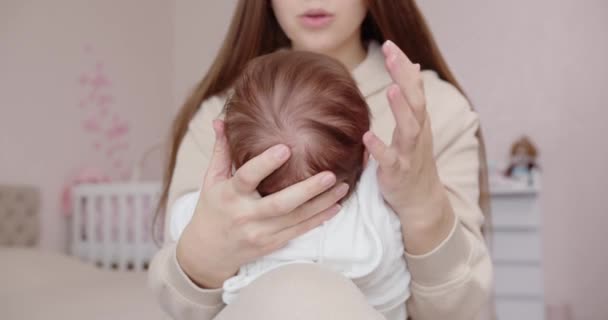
left=490, top=179, right=544, bottom=320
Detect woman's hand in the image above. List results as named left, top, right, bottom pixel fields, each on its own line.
left=362, top=40, right=455, bottom=255
left=177, top=120, right=349, bottom=289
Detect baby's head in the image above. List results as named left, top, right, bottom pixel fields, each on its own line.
left=224, top=50, right=370, bottom=197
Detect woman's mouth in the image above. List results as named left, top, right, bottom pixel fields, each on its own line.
left=299, top=9, right=334, bottom=29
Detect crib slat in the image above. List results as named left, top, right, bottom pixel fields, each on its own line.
left=71, top=190, right=82, bottom=257
left=70, top=182, right=162, bottom=271
left=133, top=193, right=144, bottom=271
left=101, top=193, right=112, bottom=268
left=117, top=193, right=129, bottom=271
left=150, top=192, right=161, bottom=246
left=143, top=194, right=156, bottom=266
left=85, top=194, right=96, bottom=263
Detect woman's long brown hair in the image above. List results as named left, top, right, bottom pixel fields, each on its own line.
left=154, top=0, right=491, bottom=241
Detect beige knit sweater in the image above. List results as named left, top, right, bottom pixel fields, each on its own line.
left=149, top=42, right=492, bottom=320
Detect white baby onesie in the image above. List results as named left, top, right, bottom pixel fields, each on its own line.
left=170, top=158, right=410, bottom=319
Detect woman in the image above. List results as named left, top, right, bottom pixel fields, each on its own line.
left=149, top=1, right=493, bottom=319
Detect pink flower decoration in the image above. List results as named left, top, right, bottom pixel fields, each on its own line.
left=79, top=74, right=89, bottom=86
left=74, top=47, right=131, bottom=184
left=90, top=72, right=110, bottom=89
left=107, top=121, right=129, bottom=140
left=87, top=90, right=98, bottom=102
left=113, top=160, right=123, bottom=169
left=97, top=94, right=114, bottom=106
left=83, top=117, right=101, bottom=133
left=107, top=142, right=129, bottom=156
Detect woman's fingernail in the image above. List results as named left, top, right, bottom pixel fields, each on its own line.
left=212, top=119, right=223, bottom=136
left=321, top=173, right=336, bottom=186
left=388, top=85, right=398, bottom=100
left=332, top=204, right=342, bottom=213
left=273, top=145, right=289, bottom=160
left=363, top=131, right=374, bottom=145
left=388, top=53, right=397, bottom=65
left=383, top=40, right=395, bottom=52
left=335, top=183, right=350, bottom=196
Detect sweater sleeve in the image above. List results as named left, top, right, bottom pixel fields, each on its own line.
left=148, top=96, right=228, bottom=320
left=405, top=73, right=494, bottom=320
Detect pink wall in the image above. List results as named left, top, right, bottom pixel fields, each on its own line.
left=172, top=0, right=237, bottom=110
left=417, top=1, right=608, bottom=319
left=0, top=0, right=174, bottom=251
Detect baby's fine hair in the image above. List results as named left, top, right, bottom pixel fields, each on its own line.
left=224, top=50, right=371, bottom=197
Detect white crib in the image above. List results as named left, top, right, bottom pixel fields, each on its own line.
left=70, top=182, right=162, bottom=271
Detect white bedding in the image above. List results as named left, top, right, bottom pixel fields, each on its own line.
left=0, top=248, right=167, bottom=320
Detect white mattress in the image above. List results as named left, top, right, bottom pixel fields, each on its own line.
left=0, top=248, right=168, bottom=320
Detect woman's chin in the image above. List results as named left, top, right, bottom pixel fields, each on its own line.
left=291, top=38, right=341, bottom=55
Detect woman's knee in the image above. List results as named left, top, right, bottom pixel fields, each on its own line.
left=216, top=264, right=384, bottom=320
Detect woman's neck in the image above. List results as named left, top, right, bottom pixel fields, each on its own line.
left=292, top=36, right=367, bottom=71
left=327, top=37, right=367, bottom=70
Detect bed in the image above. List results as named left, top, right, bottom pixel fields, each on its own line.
left=0, top=184, right=168, bottom=320
left=0, top=248, right=167, bottom=320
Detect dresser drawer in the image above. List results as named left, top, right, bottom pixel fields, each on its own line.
left=492, top=232, right=541, bottom=262
left=496, top=299, right=544, bottom=320
left=491, top=195, right=540, bottom=229
left=494, top=265, right=543, bottom=296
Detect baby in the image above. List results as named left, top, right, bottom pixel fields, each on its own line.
left=224, top=50, right=370, bottom=198
left=171, top=51, right=410, bottom=319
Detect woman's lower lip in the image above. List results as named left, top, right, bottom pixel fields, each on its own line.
left=299, top=15, right=334, bottom=28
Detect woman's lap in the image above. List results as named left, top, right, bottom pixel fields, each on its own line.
left=215, top=263, right=385, bottom=320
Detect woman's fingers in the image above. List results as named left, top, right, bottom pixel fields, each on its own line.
left=203, top=119, right=233, bottom=190
left=387, top=84, right=421, bottom=145
left=382, top=40, right=413, bottom=64
left=382, top=40, right=426, bottom=126
left=269, top=204, right=342, bottom=252
left=268, top=183, right=349, bottom=232
left=256, top=171, right=338, bottom=218
left=231, top=144, right=291, bottom=194
left=363, top=131, right=401, bottom=171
